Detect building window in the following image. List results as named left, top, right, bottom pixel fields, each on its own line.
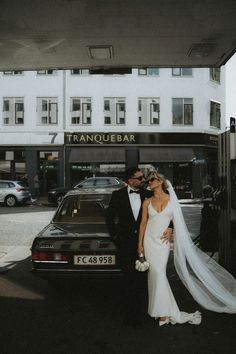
left=138, top=68, right=159, bottom=76
left=37, top=97, right=58, bottom=125
left=210, top=68, right=221, bottom=83
left=3, top=98, right=24, bottom=125
left=37, top=70, right=57, bottom=75
left=103, top=98, right=126, bottom=125
left=210, top=101, right=221, bottom=129
left=71, top=69, right=90, bottom=75
left=138, top=98, right=160, bottom=125
left=172, top=98, right=193, bottom=125
left=172, top=68, right=192, bottom=77
left=70, top=97, right=91, bottom=125
left=104, top=116, right=111, bottom=124
left=3, top=71, right=23, bottom=75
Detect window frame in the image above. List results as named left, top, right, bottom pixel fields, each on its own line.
left=210, top=100, right=221, bottom=129
left=172, top=98, right=193, bottom=125
left=138, top=67, right=159, bottom=76
left=37, top=70, right=57, bottom=75
left=2, top=97, right=24, bottom=125
left=3, top=70, right=23, bottom=76
left=210, top=68, right=221, bottom=83
left=37, top=97, right=58, bottom=125
left=71, top=69, right=90, bottom=75
left=70, top=97, right=92, bottom=125
left=172, top=68, right=193, bottom=77
left=138, top=97, right=160, bottom=125
left=103, top=97, right=126, bottom=125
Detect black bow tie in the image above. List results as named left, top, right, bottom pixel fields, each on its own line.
left=129, top=189, right=140, bottom=194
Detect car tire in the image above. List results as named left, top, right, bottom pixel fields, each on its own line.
left=56, top=194, right=64, bottom=205
left=5, top=195, right=17, bottom=207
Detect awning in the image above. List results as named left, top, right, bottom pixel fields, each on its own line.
left=139, top=147, right=196, bottom=162
left=69, top=147, right=126, bottom=163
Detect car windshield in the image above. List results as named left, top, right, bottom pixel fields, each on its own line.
left=53, top=192, right=112, bottom=224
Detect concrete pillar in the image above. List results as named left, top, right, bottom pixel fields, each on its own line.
left=125, top=147, right=139, bottom=169
left=24, top=150, right=38, bottom=196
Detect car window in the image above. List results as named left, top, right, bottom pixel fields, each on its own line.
left=9, top=182, right=15, bottom=188
left=0, top=182, right=9, bottom=188
left=109, top=178, right=119, bottom=185
left=54, top=194, right=111, bottom=223
left=80, top=179, right=95, bottom=187
left=95, top=178, right=109, bottom=186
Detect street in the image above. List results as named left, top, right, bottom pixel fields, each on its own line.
left=0, top=203, right=236, bottom=354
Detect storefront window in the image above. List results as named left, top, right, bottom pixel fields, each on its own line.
left=39, top=151, right=59, bottom=193
left=139, top=162, right=192, bottom=199
left=70, top=163, right=125, bottom=186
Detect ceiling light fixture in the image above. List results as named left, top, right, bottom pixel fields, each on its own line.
left=87, top=45, right=113, bottom=60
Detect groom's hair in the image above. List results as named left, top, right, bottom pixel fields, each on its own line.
left=125, top=167, right=141, bottom=181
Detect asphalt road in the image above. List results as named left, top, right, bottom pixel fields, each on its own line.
left=0, top=203, right=236, bottom=354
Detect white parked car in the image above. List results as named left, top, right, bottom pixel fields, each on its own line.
left=0, top=180, right=31, bottom=207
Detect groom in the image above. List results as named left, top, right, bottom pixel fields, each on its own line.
left=106, top=167, right=172, bottom=325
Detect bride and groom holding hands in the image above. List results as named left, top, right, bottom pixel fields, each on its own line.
left=106, top=167, right=236, bottom=326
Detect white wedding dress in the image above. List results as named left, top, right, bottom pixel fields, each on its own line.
left=143, top=180, right=236, bottom=324
left=144, top=200, right=201, bottom=324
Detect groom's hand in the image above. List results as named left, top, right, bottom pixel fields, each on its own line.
left=161, top=228, right=173, bottom=244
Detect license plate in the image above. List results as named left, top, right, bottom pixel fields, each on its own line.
left=74, top=255, right=116, bottom=265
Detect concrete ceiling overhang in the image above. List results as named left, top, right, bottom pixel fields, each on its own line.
left=0, top=0, right=236, bottom=71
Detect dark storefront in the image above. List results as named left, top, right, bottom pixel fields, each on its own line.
left=64, top=132, right=218, bottom=199
left=0, top=132, right=218, bottom=198
left=0, top=146, right=64, bottom=198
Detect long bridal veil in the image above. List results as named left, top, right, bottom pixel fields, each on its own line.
left=167, top=180, right=236, bottom=313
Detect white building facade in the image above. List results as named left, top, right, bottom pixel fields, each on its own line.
left=0, top=67, right=225, bottom=198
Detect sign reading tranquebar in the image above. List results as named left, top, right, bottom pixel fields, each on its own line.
left=65, top=132, right=137, bottom=145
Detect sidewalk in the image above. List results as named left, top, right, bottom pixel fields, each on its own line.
left=0, top=246, right=30, bottom=273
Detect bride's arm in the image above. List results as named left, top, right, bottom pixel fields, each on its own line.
left=137, top=199, right=149, bottom=255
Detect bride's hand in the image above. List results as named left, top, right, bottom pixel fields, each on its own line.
left=137, top=243, right=144, bottom=256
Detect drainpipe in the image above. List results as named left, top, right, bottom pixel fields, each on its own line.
left=62, top=69, right=66, bottom=187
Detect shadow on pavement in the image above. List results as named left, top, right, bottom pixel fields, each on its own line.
left=0, top=255, right=236, bottom=354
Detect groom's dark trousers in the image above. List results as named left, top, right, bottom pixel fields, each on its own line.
left=106, top=187, right=150, bottom=322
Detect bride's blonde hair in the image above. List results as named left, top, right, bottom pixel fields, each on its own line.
left=147, top=170, right=168, bottom=193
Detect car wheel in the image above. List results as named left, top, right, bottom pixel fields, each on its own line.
left=5, top=195, right=17, bottom=207
left=56, top=194, right=64, bottom=205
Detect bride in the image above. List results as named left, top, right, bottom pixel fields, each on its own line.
left=138, top=170, right=236, bottom=326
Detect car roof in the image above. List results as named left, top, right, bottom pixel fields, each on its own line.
left=82, top=176, right=120, bottom=179
left=0, top=180, right=19, bottom=183
left=66, top=186, right=122, bottom=197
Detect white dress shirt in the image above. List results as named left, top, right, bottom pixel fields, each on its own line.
left=127, top=186, right=141, bottom=221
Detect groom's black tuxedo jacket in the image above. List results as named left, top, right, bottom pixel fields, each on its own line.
left=105, top=186, right=152, bottom=261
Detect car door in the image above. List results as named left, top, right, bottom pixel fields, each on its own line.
left=0, top=181, right=9, bottom=202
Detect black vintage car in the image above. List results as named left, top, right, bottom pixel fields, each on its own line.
left=31, top=188, right=122, bottom=279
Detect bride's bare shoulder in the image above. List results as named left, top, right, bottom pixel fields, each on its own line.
left=143, top=197, right=152, bottom=205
